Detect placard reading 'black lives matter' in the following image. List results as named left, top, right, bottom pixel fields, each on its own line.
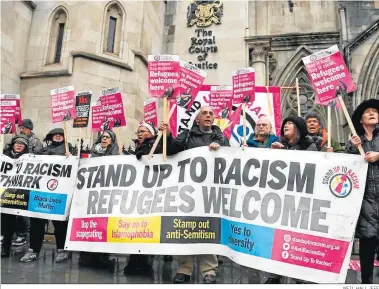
left=0, top=154, right=79, bottom=220
left=65, top=146, right=367, bottom=284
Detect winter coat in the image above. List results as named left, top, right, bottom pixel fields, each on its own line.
left=246, top=133, right=279, bottom=148
left=26, top=133, right=43, bottom=153
left=345, top=124, right=379, bottom=239
left=131, top=137, right=163, bottom=160
left=37, top=142, right=74, bottom=156
left=167, top=124, right=230, bottom=155
left=308, top=129, right=344, bottom=152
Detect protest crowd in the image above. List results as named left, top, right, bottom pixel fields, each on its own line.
left=1, top=51, right=379, bottom=285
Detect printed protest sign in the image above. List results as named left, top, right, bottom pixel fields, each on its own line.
left=73, top=91, right=92, bottom=128
left=51, top=86, right=76, bottom=123
left=177, top=60, right=207, bottom=110
left=148, top=55, right=180, bottom=98
left=0, top=94, right=22, bottom=134
left=210, top=86, right=233, bottom=119
left=144, top=99, right=158, bottom=127
left=0, top=154, right=78, bottom=220
left=232, top=68, right=255, bottom=104
left=65, top=147, right=367, bottom=283
left=302, top=45, right=356, bottom=103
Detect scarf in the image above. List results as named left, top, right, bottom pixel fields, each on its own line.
left=92, top=143, right=107, bottom=155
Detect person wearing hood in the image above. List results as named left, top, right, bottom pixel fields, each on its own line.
left=78, top=130, right=118, bottom=271
left=345, top=99, right=379, bottom=284
left=20, top=128, right=73, bottom=263
left=305, top=112, right=343, bottom=152
left=160, top=106, right=230, bottom=284
left=1, top=135, right=29, bottom=257
left=271, top=116, right=317, bottom=151
left=265, top=116, right=317, bottom=284
left=18, top=119, right=43, bottom=153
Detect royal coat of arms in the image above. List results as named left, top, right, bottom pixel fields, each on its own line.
left=187, top=0, right=224, bottom=27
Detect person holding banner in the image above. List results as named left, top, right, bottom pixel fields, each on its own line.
left=305, top=112, right=343, bottom=152
left=160, top=106, right=230, bottom=284
left=245, top=116, right=279, bottom=148
left=1, top=135, right=30, bottom=257
left=345, top=99, right=379, bottom=284
left=78, top=130, right=119, bottom=271
left=20, top=128, right=73, bottom=263
left=271, top=116, right=317, bottom=152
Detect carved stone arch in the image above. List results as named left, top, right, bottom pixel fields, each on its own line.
left=272, top=45, right=344, bottom=142
left=356, top=33, right=379, bottom=107
left=44, top=5, right=69, bottom=65
left=101, top=1, right=127, bottom=57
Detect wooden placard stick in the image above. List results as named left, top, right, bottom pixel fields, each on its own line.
left=327, top=104, right=331, bottom=148
left=296, top=78, right=301, bottom=117
left=148, top=102, right=176, bottom=160
left=115, top=127, right=123, bottom=155
left=162, top=97, right=168, bottom=161
left=338, top=96, right=365, bottom=155
left=0, top=134, right=4, bottom=154
left=242, top=102, right=247, bottom=149
left=63, top=121, right=69, bottom=154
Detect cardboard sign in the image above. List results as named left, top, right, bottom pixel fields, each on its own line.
left=177, top=60, right=207, bottom=110
left=232, top=68, right=255, bottom=104
left=210, top=86, right=233, bottom=119
left=144, top=99, right=158, bottom=127
left=0, top=94, right=21, bottom=134
left=51, top=86, right=76, bottom=123
left=73, top=91, right=92, bottom=128
left=148, top=55, right=180, bottom=98
left=302, top=45, right=356, bottom=103
left=65, top=148, right=368, bottom=284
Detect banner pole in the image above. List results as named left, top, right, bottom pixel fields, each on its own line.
left=148, top=103, right=176, bottom=160
left=296, top=78, right=301, bottom=117
left=162, top=97, right=168, bottom=161
left=327, top=104, right=331, bottom=148
left=0, top=134, right=4, bottom=154
left=63, top=121, right=69, bottom=154
left=242, top=103, right=247, bottom=148
left=338, top=96, right=365, bottom=155
left=115, top=127, right=123, bottom=155
left=77, top=128, right=82, bottom=158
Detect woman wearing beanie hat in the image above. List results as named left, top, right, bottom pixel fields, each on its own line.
left=78, top=129, right=119, bottom=272
left=1, top=135, right=29, bottom=258
left=345, top=98, right=379, bottom=284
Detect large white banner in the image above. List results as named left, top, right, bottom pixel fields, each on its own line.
left=65, top=147, right=367, bottom=284
left=0, top=154, right=79, bottom=220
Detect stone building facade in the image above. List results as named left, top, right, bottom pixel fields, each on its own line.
left=1, top=0, right=379, bottom=147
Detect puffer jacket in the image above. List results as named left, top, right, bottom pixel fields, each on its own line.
left=345, top=124, right=379, bottom=239
left=131, top=137, right=163, bottom=160
left=167, top=124, right=230, bottom=154
left=37, top=128, right=74, bottom=156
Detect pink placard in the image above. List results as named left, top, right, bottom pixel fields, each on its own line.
left=232, top=68, right=255, bottom=104
left=91, top=105, right=112, bottom=132
left=98, top=88, right=126, bottom=128
left=271, top=229, right=350, bottom=273
left=0, top=94, right=21, bottom=134
left=50, top=86, right=76, bottom=123
left=69, top=217, right=108, bottom=242
left=148, top=55, right=181, bottom=98
left=177, top=60, right=207, bottom=110
left=303, top=45, right=356, bottom=104
left=210, top=86, right=233, bottom=119
left=144, top=99, right=158, bottom=127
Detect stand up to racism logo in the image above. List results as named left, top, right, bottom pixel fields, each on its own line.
left=322, top=165, right=359, bottom=198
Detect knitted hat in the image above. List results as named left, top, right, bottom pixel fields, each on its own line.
left=352, top=99, right=379, bottom=135
left=138, top=122, right=156, bottom=136
left=11, top=135, right=29, bottom=147
left=281, top=116, right=307, bottom=139
left=20, top=119, right=33, bottom=130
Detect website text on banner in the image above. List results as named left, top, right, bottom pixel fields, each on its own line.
left=0, top=154, right=79, bottom=221
left=232, top=68, right=255, bottom=104
left=73, top=91, right=92, bottom=128
left=148, top=55, right=181, bottom=99
left=51, top=86, right=76, bottom=123
left=65, top=147, right=367, bottom=284
left=144, top=99, right=158, bottom=127
left=0, top=94, right=22, bottom=135
left=302, top=45, right=356, bottom=104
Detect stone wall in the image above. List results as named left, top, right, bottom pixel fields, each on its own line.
left=1, top=1, right=33, bottom=94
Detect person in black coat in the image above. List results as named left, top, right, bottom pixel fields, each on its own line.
left=346, top=99, right=379, bottom=284
left=78, top=130, right=119, bottom=271
left=159, top=106, right=230, bottom=284
left=1, top=135, right=29, bottom=257
left=20, top=128, right=74, bottom=263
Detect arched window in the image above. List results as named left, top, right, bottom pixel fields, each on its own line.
left=47, top=8, right=68, bottom=64
left=103, top=2, right=124, bottom=56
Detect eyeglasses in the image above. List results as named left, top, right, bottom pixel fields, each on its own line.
left=102, top=135, right=111, bottom=139
left=201, top=111, right=214, bottom=116
left=135, top=130, right=150, bottom=135
left=256, top=123, right=269, bottom=127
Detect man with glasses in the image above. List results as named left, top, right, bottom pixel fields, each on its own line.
left=245, top=116, right=278, bottom=148
left=159, top=106, right=230, bottom=284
